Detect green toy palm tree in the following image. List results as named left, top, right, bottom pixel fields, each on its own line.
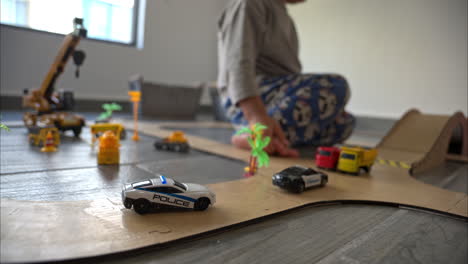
left=97, top=103, right=122, bottom=122
left=0, top=123, right=9, bottom=131
left=236, top=123, right=271, bottom=176
left=1, top=114, right=10, bottom=132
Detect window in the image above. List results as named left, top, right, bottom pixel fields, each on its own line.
left=132, top=180, right=151, bottom=188
left=318, top=150, right=331, bottom=157
left=0, top=0, right=140, bottom=45
left=164, top=187, right=182, bottom=194
left=150, top=187, right=182, bottom=194
left=340, top=153, right=356, bottom=160
left=173, top=180, right=187, bottom=191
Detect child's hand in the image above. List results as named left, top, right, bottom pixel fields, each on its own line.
left=235, top=96, right=299, bottom=157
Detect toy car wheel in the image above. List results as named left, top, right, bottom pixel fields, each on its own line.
left=181, top=144, right=190, bottom=152
left=320, top=178, right=327, bottom=187
left=294, top=181, right=305, bottom=193
left=73, top=127, right=82, bottom=137
left=133, top=199, right=150, bottom=214
left=194, top=197, right=210, bottom=211
left=174, top=144, right=181, bottom=152
left=123, top=198, right=133, bottom=209
left=120, top=129, right=127, bottom=140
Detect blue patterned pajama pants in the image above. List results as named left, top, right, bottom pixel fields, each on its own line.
left=224, top=74, right=356, bottom=147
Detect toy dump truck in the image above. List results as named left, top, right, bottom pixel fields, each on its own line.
left=154, top=131, right=190, bottom=152
left=337, top=146, right=378, bottom=175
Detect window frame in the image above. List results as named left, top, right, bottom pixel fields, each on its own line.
left=0, top=0, right=141, bottom=47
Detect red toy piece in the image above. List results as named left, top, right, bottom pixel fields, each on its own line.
left=315, top=146, right=341, bottom=170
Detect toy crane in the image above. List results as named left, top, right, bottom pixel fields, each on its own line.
left=22, top=18, right=87, bottom=137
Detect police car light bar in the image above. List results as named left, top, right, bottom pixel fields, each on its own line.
left=160, top=175, right=167, bottom=184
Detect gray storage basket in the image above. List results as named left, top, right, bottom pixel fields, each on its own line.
left=141, top=81, right=202, bottom=120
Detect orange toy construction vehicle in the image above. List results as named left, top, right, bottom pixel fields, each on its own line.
left=22, top=18, right=87, bottom=137
left=154, top=131, right=190, bottom=152
left=90, top=123, right=125, bottom=146
left=28, top=126, right=60, bottom=147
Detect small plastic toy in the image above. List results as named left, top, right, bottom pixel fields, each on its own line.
left=41, top=131, right=58, bottom=152
left=272, top=165, right=328, bottom=193
left=90, top=123, right=124, bottom=146
left=337, top=146, right=378, bottom=175
left=96, top=102, right=122, bottom=123
left=29, top=126, right=60, bottom=147
left=128, top=75, right=142, bottom=141
left=23, top=111, right=85, bottom=137
left=154, top=131, right=190, bottom=152
left=97, top=131, right=120, bottom=165
left=0, top=122, right=9, bottom=131
left=235, top=123, right=271, bottom=177
left=315, top=146, right=341, bottom=170
left=122, top=175, right=216, bottom=214
left=22, top=18, right=87, bottom=137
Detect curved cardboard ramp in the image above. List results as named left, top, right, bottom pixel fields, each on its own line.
left=377, top=109, right=467, bottom=175
left=1, top=114, right=467, bottom=263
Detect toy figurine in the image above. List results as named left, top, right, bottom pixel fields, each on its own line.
left=122, top=175, right=216, bottom=214
left=41, top=131, right=58, bottom=152
left=97, top=131, right=120, bottom=165
left=154, top=131, right=190, bottom=152
left=235, top=123, right=271, bottom=177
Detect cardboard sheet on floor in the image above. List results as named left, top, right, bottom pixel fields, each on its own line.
left=1, top=109, right=467, bottom=263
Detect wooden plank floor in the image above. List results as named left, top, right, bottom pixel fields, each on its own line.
left=0, top=112, right=467, bottom=264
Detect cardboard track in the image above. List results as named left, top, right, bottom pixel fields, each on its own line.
left=1, top=109, right=467, bottom=263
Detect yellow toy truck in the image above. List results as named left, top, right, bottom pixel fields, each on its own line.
left=28, top=126, right=60, bottom=147
left=154, top=131, right=190, bottom=152
left=337, top=146, right=378, bottom=175
left=90, top=123, right=125, bottom=146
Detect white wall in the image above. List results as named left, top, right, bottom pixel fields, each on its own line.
left=3, top=0, right=466, bottom=118
left=289, top=0, right=467, bottom=118
left=0, top=0, right=227, bottom=105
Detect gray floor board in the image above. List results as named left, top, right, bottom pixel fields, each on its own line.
left=331, top=209, right=468, bottom=264
left=92, top=205, right=467, bottom=264
left=414, top=162, right=468, bottom=193
left=0, top=127, right=205, bottom=174
left=137, top=155, right=246, bottom=185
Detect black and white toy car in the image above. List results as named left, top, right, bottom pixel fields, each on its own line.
left=272, top=165, right=328, bottom=193
left=122, top=175, right=216, bottom=214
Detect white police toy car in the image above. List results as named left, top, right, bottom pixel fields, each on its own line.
left=272, top=165, right=328, bottom=193
left=122, top=175, right=216, bottom=214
